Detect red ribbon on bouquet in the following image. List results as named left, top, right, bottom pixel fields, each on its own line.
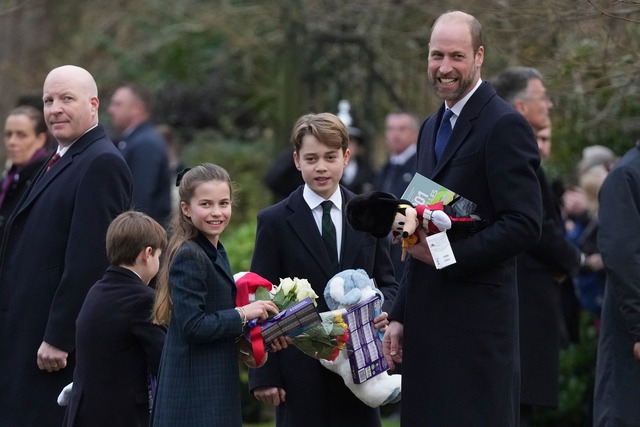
left=248, top=324, right=267, bottom=366
left=234, top=272, right=273, bottom=366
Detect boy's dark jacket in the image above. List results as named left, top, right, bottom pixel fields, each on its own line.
left=64, top=265, right=166, bottom=427
left=248, top=185, right=398, bottom=427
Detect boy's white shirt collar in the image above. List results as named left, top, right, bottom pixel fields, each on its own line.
left=302, top=184, right=342, bottom=211
left=302, top=184, right=343, bottom=262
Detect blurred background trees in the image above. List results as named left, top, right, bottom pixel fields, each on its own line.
left=2, top=1, right=639, bottom=424
left=3, top=0, right=638, bottom=172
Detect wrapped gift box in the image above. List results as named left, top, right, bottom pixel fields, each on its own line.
left=343, top=295, right=389, bottom=384
left=249, top=297, right=321, bottom=347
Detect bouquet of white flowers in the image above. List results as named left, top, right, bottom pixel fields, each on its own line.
left=235, top=275, right=349, bottom=367
left=256, top=277, right=319, bottom=310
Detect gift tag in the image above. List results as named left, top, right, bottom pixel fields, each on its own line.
left=426, top=231, right=456, bottom=269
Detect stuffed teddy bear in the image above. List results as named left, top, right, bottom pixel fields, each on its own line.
left=346, top=191, right=486, bottom=259
left=321, top=268, right=401, bottom=408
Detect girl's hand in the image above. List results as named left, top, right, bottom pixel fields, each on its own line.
left=243, top=300, right=279, bottom=322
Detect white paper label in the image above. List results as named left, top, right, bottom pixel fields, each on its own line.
left=426, top=231, right=456, bottom=269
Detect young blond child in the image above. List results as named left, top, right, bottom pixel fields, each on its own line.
left=62, top=211, right=167, bottom=427
left=150, top=163, right=286, bottom=427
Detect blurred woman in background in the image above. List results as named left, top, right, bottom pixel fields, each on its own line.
left=0, top=105, right=52, bottom=240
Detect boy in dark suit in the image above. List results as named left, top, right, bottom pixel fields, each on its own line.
left=62, top=211, right=167, bottom=427
left=248, top=112, right=398, bottom=427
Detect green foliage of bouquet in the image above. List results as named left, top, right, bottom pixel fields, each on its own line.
left=291, top=311, right=350, bottom=361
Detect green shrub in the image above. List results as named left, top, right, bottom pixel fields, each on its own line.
left=224, top=220, right=257, bottom=274
left=180, top=133, right=275, bottom=226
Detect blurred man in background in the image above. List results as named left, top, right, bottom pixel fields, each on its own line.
left=493, top=66, right=582, bottom=426
left=109, top=83, right=171, bottom=227
left=376, top=111, right=419, bottom=282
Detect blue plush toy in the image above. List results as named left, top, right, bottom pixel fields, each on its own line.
left=324, top=268, right=383, bottom=311
left=321, top=269, right=401, bottom=408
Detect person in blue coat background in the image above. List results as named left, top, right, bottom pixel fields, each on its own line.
left=109, top=83, right=172, bottom=228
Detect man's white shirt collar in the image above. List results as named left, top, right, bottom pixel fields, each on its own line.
left=446, top=79, right=483, bottom=128
left=55, top=123, right=99, bottom=156
left=390, top=144, right=417, bottom=165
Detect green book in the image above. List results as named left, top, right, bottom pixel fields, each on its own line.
left=401, top=172, right=476, bottom=217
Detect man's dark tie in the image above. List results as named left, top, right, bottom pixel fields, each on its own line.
left=434, top=109, right=454, bottom=162
left=46, top=153, right=61, bottom=173
left=321, top=200, right=338, bottom=270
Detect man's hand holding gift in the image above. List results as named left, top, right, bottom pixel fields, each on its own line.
left=382, top=321, right=404, bottom=371
left=404, top=226, right=434, bottom=266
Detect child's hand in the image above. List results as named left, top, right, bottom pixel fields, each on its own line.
left=270, top=336, right=292, bottom=352
left=374, top=311, right=390, bottom=332
left=243, top=300, right=279, bottom=322
left=253, top=386, right=286, bottom=406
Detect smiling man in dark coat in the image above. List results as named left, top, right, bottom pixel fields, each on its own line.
left=0, top=65, right=132, bottom=426
left=383, top=11, right=542, bottom=427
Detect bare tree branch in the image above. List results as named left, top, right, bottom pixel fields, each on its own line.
left=587, top=0, right=640, bottom=23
